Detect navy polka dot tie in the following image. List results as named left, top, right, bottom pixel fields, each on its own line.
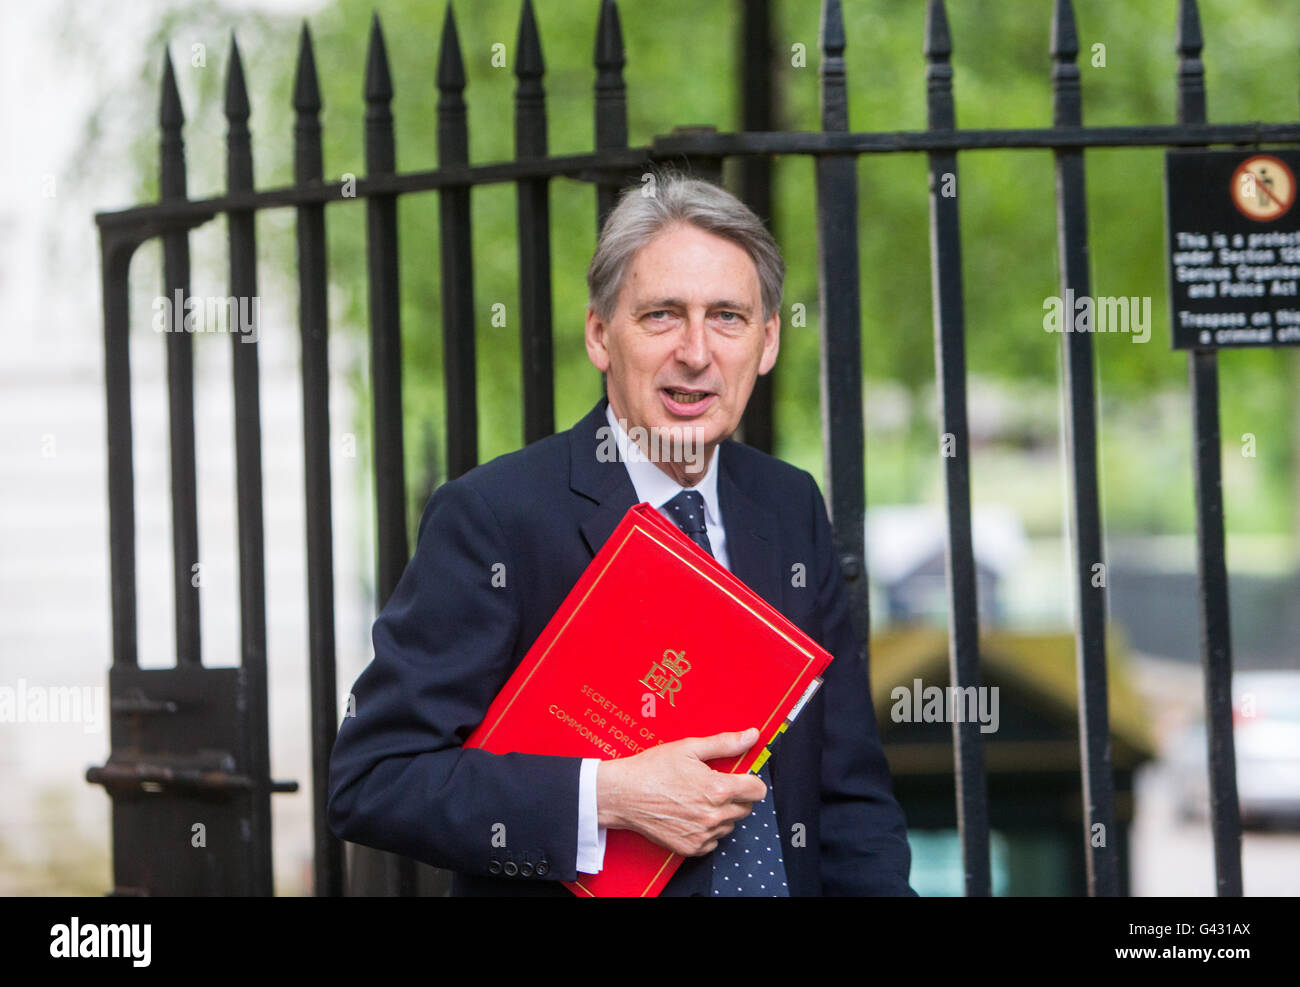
left=662, top=490, right=790, bottom=897
left=665, top=489, right=712, bottom=555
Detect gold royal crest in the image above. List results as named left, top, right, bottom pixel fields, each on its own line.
left=639, top=649, right=691, bottom=706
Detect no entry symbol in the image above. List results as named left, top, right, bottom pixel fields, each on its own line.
left=1230, top=154, right=1296, bottom=221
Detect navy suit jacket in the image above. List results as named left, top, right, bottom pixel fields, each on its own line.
left=327, top=399, right=915, bottom=896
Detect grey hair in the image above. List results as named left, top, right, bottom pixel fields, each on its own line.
left=586, top=170, right=785, bottom=323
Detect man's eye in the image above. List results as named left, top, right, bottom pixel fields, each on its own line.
left=715, top=311, right=742, bottom=323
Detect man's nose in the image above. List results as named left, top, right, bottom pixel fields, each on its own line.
left=674, top=313, right=710, bottom=369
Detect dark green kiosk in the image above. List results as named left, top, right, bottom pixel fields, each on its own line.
left=870, top=628, right=1155, bottom=896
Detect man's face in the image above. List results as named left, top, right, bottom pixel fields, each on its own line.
left=584, top=222, right=780, bottom=481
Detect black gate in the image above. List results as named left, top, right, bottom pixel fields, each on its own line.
left=90, top=0, right=1279, bottom=896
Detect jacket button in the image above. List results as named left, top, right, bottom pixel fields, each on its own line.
left=519, top=860, right=535, bottom=877
left=503, top=860, right=519, bottom=877
left=487, top=858, right=502, bottom=875
left=535, top=860, right=549, bottom=877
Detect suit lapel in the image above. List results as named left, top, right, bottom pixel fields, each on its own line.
left=717, top=443, right=781, bottom=610
left=572, top=413, right=783, bottom=597
left=570, top=399, right=639, bottom=557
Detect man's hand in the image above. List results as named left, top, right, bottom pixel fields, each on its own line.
left=595, top=728, right=767, bottom=857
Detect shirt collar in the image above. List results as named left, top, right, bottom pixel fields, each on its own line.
left=604, top=402, right=722, bottom=527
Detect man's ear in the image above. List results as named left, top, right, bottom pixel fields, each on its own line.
left=585, top=305, right=611, bottom=373
left=758, top=310, right=780, bottom=375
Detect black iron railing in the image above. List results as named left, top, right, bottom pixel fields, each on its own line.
left=91, top=0, right=1262, bottom=897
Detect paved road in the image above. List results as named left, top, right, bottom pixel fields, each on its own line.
left=1132, top=759, right=1300, bottom=896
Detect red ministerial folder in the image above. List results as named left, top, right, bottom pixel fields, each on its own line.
left=464, top=502, right=832, bottom=897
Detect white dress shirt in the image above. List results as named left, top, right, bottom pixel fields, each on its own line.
left=573, top=405, right=730, bottom=874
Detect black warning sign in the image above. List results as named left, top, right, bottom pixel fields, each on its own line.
left=1165, top=149, right=1300, bottom=350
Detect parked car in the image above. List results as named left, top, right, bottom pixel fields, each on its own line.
left=1169, top=671, right=1300, bottom=829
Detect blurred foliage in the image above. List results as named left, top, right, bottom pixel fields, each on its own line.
left=71, top=0, right=1299, bottom=542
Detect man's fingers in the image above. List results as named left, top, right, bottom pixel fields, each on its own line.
left=702, top=772, right=766, bottom=810
left=604, top=727, right=772, bottom=855
left=716, top=772, right=766, bottom=802
left=680, top=727, right=760, bottom=762
left=694, top=838, right=720, bottom=857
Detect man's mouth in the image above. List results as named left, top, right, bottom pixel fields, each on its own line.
left=660, top=387, right=717, bottom=418
left=665, top=388, right=709, bottom=404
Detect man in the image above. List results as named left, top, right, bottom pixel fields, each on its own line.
left=327, top=173, right=915, bottom=896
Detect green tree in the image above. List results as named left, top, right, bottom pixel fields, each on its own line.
left=74, top=0, right=1299, bottom=543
